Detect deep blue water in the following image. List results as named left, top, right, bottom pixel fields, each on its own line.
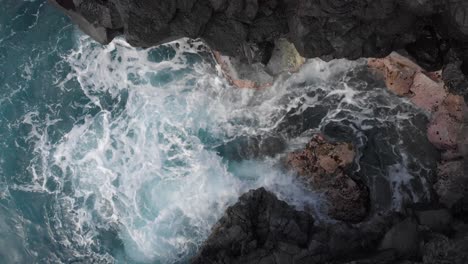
left=0, top=1, right=436, bottom=263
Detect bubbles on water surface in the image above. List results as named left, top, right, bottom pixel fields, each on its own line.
left=21, top=34, right=436, bottom=263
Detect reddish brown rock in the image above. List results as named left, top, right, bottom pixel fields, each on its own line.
left=369, top=53, right=417, bottom=96
left=286, top=134, right=369, bottom=223
left=427, top=112, right=462, bottom=150
left=409, top=72, right=447, bottom=112
left=369, top=53, right=465, bottom=154
left=441, top=94, right=465, bottom=122
left=427, top=94, right=465, bottom=151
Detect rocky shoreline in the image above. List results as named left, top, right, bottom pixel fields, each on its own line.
left=191, top=54, right=468, bottom=263
left=49, top=0, right=468, bottom=99
left=192, top=188, right=468, bottom=264
left=48, top=1, right=468, bottom=263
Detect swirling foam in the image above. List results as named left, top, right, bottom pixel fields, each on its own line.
left=23, top=34, right=433, bottom=263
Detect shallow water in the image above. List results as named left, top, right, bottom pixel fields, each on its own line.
left=0, top=1, right=437, bottom=263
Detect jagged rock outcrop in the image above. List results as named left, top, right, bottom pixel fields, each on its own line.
left=192, top=188, right=468, bottom=264
left=49, top=0, right=468, bottom=97
left=192, top=188, right=394, bottom=264
left=286, top=134, right=369, bottom=223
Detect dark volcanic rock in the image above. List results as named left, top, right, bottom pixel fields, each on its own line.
left=192, top=188, right=394, bottom=264
left=49, top=0, right=468, bottom=96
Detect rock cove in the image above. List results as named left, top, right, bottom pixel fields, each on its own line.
left=47, top=1, right=468, bottom=264
left=49, top=0, right=468, bottom=98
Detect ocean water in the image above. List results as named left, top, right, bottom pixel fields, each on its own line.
left=0, top=1, right=437, bottom=263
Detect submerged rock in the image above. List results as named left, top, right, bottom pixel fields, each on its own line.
left=286, top=134, right=369, bottom=223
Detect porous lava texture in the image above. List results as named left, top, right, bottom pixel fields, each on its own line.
left=286, top=134, right=369, bottom=223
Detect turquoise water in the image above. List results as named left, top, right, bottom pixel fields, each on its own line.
left=0, top=1, right=435, bottom=263
left=0, top=2, right=317, bottom=262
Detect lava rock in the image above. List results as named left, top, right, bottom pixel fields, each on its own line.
left=192, top=188, right=395, bottom=264
left=286, top=134, right=369, bottom=223
left=49, top=0, right=468, bottom=97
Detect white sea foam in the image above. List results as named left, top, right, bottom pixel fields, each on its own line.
left=22, top=34, right=433, bottom=263
left=46, top=35, right=323, bottom=262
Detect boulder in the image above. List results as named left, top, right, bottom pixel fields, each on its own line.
left=286, top=134, right=369, bottom=223
left=369, top=52, right=466, bottom=161
left=192, top=188, right=395, bottom=264
left=409, top=72, right=447, bottom=112
left=192, top=188, right=313, bottom=264
left=368, top=53, right=419, bottom=96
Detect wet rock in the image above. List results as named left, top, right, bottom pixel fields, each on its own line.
left=286, top=134, right=369, bottom=223
left=358, top=125, right=412, bottom=212
left=276, top=105, right=329, bottom=138
left=368, top=53, right=419, bottom=96
left=192, top=188, right=313, bottom=264
left=215, top=135, right=286, bottom=161
left=369, top=52, right=466, bottom=153
left=286, top=135, right=355, bottom=183
left=380, top=218, right=420, bottom=257
left=192, top=188, right=395, bottom=264
left=49, top=0, right=118, bottom=45
left=213, top=51, right=274, bottom=89
left=213, top=38, right=305, bottom=88
left=369, top=53, right=448, bottom=112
